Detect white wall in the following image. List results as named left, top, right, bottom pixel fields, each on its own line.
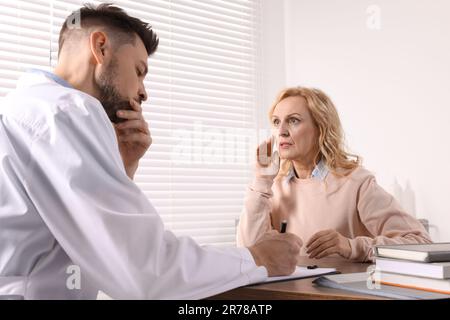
left=262, top=0, right=450, bottom=241
left=258, top=0, right=287, bottom=131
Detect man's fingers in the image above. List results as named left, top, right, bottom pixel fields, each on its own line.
left=116, top=119, right=149, bottom=133
left=118, top=132, right=152, bottom=145
left=129, top=99, right=143, bottom=112
left=116, top=109, right=143, bottom=121
left=284, top=232, right=303, bottom=248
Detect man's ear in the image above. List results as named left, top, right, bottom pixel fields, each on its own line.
left=90, top=31, right=108, bottom=65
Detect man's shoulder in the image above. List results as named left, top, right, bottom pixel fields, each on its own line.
left=2, top=81, right=106, bottom=137
left=12, top=78, right=99, bottom=113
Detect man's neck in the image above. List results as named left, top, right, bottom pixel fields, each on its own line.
left=54, top=64, right=99, bottom=100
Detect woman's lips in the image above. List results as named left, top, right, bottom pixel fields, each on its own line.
left=279, top=143, right=292, bottom=149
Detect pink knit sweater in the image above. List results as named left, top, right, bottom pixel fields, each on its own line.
left=237, top=166, right=432, bottom=262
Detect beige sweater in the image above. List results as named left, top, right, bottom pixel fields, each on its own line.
left=237, top=166, right=432, bottom=262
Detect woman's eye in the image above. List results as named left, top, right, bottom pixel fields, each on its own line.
left=289, top=118, right=300, bottom=125
left=272, top=119, right=280, bottom=126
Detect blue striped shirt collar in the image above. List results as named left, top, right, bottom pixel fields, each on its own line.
left=285, top=158, right=329, bottom=182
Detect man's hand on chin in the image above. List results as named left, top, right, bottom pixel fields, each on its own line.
left=114, top=99, right=152, bottom=179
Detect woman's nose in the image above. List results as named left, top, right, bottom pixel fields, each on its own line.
left=277, top=122, right=289, bottom=137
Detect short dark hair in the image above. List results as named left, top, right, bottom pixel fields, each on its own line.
left=59, top=3, right=159, bottom=56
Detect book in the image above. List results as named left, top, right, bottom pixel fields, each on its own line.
left=379, top=272, right=450, bottom=295
left=256, top=266, right=337, bottom=285
left=376, top=258, right=450, bottom=279
left=374, top=243, right=450, bottom=262
left=313, top=272, right=450, bottom=300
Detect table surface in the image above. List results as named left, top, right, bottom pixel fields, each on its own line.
left=209, top=256, right=386, bottom=300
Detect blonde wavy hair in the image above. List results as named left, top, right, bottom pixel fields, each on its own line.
left=269, top=87, right=361, bottom=178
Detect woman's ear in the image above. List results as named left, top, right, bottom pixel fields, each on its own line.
left=89, top=31, right=108, bottom=65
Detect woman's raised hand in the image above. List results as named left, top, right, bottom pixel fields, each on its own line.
left=255, top=137, right=280, bottom=180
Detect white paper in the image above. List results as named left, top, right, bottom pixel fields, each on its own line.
left=262, top=266, right=337, bottom=284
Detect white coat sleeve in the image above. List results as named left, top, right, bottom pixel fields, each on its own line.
left=21, top=104, right=267, bottom=299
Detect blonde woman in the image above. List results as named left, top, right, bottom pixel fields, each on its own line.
left=237, top=87, right=431, bottom=262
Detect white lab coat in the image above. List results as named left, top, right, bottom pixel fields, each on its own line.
left=0, top=71, right=267, bottom=299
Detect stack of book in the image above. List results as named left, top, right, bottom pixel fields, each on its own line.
left=374, top=242, right=450, bottom=295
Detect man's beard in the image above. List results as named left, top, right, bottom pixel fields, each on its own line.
left=96, top=58, right=131, bottom=124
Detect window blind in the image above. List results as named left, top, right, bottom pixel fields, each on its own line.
left=0, top=0, right=52, bottom=96
left=1, top=0, right=262, bottom=247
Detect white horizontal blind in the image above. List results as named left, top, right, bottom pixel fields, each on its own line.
left=2, top=0, right=262, bottom=247
left=0, top=0, right=52, bottom=97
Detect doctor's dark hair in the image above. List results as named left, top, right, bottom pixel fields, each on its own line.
left=58, top=3, right=159, bottom=56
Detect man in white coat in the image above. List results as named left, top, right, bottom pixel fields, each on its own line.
left=0, top=4, right=302, bottom=299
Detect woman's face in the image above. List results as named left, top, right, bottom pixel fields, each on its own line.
left=271, top=96, right=319, bottom=163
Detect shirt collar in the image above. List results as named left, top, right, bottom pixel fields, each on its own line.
left=311, top=158, right=329, bottom=180
left=285, top=158, right=329, bottom=182
left=27, top=68, right=73, bottom=89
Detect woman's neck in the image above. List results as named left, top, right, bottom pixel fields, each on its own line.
left=292, top=160, right=317, bottom=179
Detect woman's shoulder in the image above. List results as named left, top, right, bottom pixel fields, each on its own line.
left=348, top=166, right=375, bottom=180
left=328, top=165, right=376, bottom=186
left=271, top=165, right=376, bottom=191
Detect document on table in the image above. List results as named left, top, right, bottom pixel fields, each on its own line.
left=313, top=272, right=450, bottom=300
left=257, top=266, right=338, bottom=285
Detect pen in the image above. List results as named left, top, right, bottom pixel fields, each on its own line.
left=280, top=220, right=287, bottom=233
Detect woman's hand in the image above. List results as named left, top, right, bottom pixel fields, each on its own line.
left=255, top=137, right=280, bottom=180
left=114, top=99, right=152, bottom=179
left=306, top=229, right=352, bottom=259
